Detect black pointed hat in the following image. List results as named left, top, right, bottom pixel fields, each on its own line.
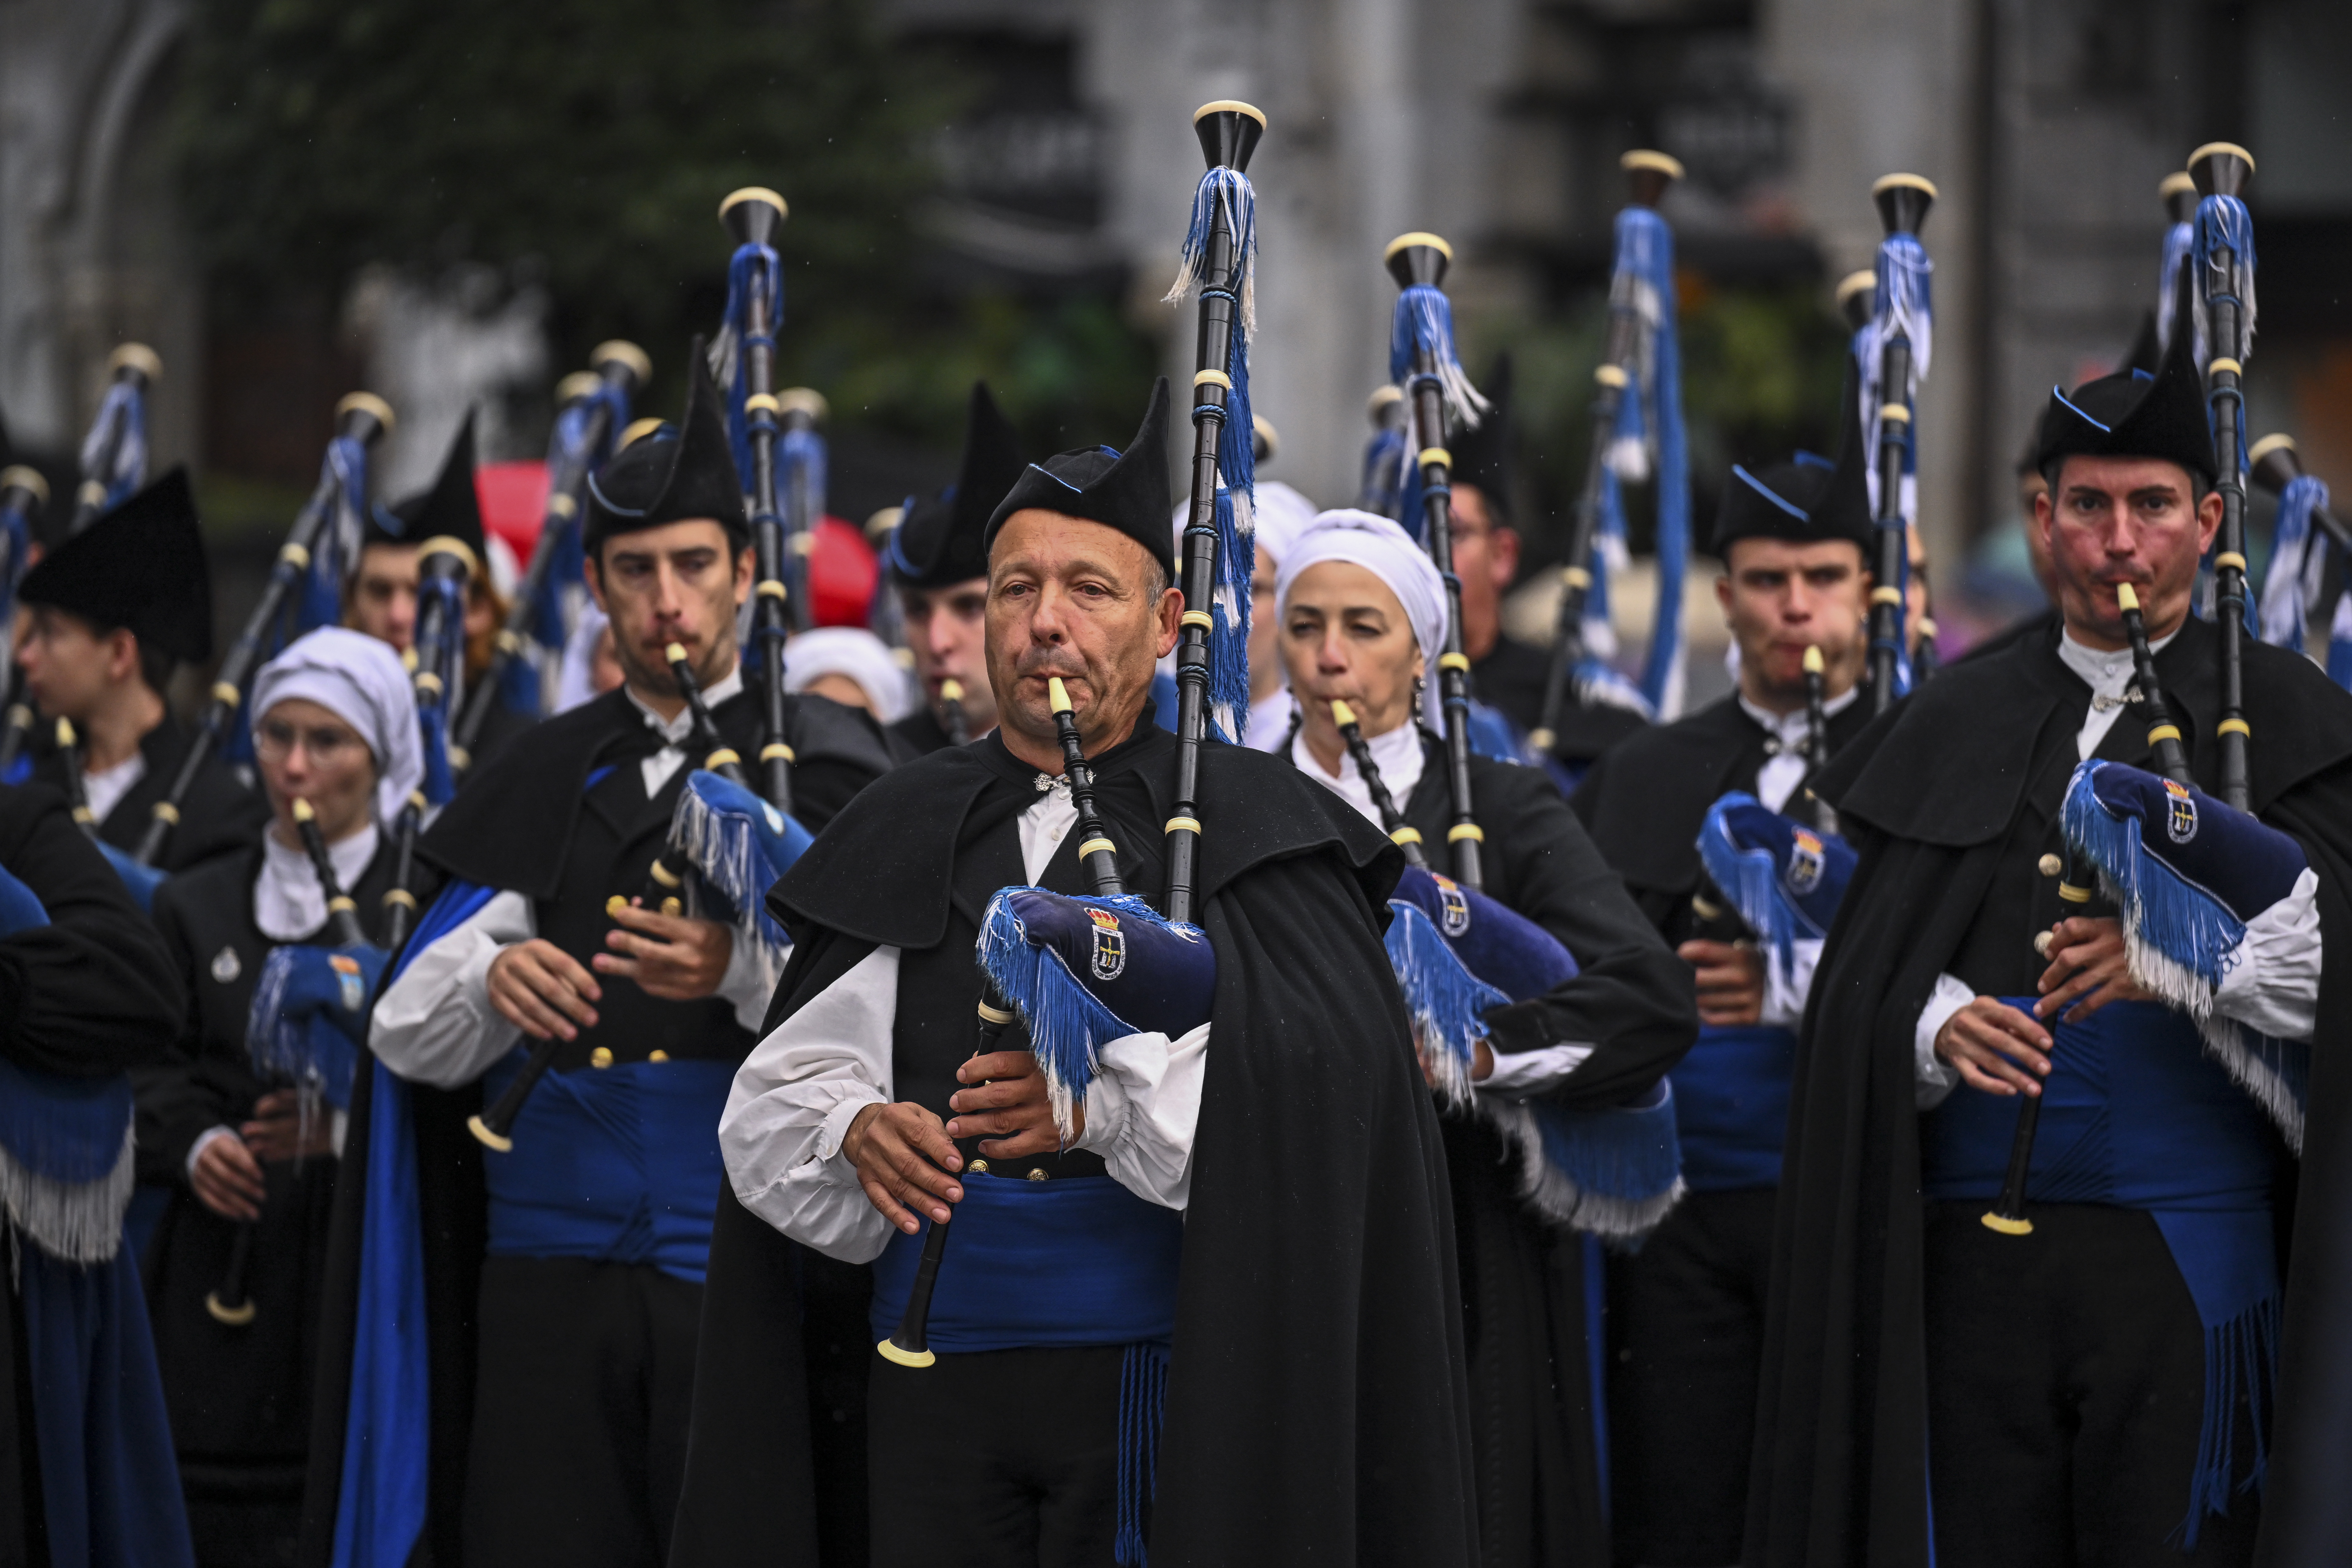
left=984, top=377, right=1174, bottom=579
left=2034, top=288, right=2216, bottom=485
left=1449, top=354, right=1514, bottom=519
left=20, top=466, right=212, bottom=662
left=1711, top=354, right=1872, bottom=556
left=584, top=339, right=749, bottom=553
left=890, top=382, right=1026, bottom=589
left=367, top=409, right=485, bottom=558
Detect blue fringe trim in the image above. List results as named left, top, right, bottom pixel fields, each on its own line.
left=1115, top=1340, right=1170, bottom=1566
left=1384, top=899, right=1507, bottom=1111
left=2177, top=1294, right=2279, bottom=1550
left=977, top=889, right=1195, bottom=1140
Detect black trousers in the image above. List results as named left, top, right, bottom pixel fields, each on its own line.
left=463, top=1256, right=703, bottom=1568
left=1924, top=1202, right=2260, bottom=1568
left=1606, top=1187, right=1776, bottom=1568
left=867, top=1344, right=1125, bottom=1568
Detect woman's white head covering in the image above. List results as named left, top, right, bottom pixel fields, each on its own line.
left=250, top=627, right=422, bottom=827
left=784, top=627, right=913, bottom=723
left=1274, top=508, right=1448, bottom=676
left=555, top=602, right=612, bottom=714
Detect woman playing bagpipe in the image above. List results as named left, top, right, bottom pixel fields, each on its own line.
left=304, top=347, right=894, bottom=1568
left=1566, top=358, right=1876, bottom=1564
left=1747, top=199, right=2352, bottom=1566
left=0, top=778, right=197, bottom=1568
left=1274, top=506, right=1696, bottom=1566
left=136, top=629, right=419, bottom=1566
left=673, top=368, right=1481, bottom=1564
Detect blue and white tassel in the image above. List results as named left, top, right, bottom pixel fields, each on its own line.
left=1165, top=166, right=1260, bottom=742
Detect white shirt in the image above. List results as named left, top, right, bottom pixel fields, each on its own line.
left=254, top=823, right=379, bottom=943
left=1289, top=719, right=1596, bottom=1096
left=82, top=751, right=147, bottom=826
left=1911, top=623, right=2321, bottom=1105
left=719, top=776, right=1210, bottom=1263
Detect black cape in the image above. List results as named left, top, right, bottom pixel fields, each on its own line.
left=1571, top=692, right=1875, bottom=942
left=297, top=682, right=897, bottom=1566
left=28, top=714, right=269, bottom=874
left=671, top=722, right=1482, bottom=1567
left=1395, top=739, right=1695, bottom=1565
left=1746, top=616, right=2352, bottom=1567
left=0, top=784, right=188, bottom=1564
left=142, top=840, right=406, bottom=1564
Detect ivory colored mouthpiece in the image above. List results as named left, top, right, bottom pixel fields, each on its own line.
left=1329, top=698, right=1358, bottom=728
left=2115, top=583, right=2140, bottom=613
left=291, top=798, right=316, bottom=823
left=1048, top=676, right=1074, bottom=714
left=1803, top=645, right=1825, bottom=675
left=665, top=642, right=689, bottom=664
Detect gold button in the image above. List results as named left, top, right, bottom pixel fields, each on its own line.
left=2037, top=854, right=2062, bottom=876
left=649, top=1050, right=669, bottom=1063
left=590, top=1046, right=613, bottom=1068
left=968, top=1159, right=990, bottom=1174
left=1026, top=1168, right=1049, bottom=1182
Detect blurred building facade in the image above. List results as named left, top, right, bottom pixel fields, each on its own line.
left=2, top=0, right=2345, bottom=588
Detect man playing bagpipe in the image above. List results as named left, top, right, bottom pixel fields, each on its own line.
left=1273, top=505, right=1695, bottom=1566
left=345, top=412, right=535, bottom=768
left=13, top=469, right=269, bottom=872
left=139, top=629, right=418, bottom=1566
left=1569, top=369, right=1876, bottom=1566
left=0, top=778, right=198, bottom=1568
left=308, top=352, right=896, bottom=1568
left=671, top=379, right=1482, bottom=1567
left=1748, top=301, right=2352, bottom=1566
left=882, top=382, right=1025, bottom=754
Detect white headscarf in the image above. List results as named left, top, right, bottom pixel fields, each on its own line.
left=784, top=627, right=913, bottom=723
left=250, top=627, right=423, bottom=828
left=1274, top=508, right=1448, bottom=675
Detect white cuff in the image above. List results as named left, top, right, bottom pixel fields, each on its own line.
left=1913, top=972, right=1972, bottom=1110
left=1075, top=1021, right=1208, bottom=1211
left=186, top=1125, right=238, bottom=1183
left=1479, top=1041, right=1597, bottom=1097
left=2214, top=866, right=2322, bottom=1042
left=1762, top=938, right=1824, bottom=1029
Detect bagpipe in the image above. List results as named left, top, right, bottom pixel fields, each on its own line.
left=882, top=101, right=1270, bottom=1367
left=1334, top=701, right=1684, bottom=1235
left=69, top=343, right=161, bottom=532
left=1531, top=150, right=1690, bottom=748
left=2189, top=142, right=2257, bottom=810
left=0, top=347, right=162, bottom=774
left=715, top=186, right=814, bottom=812
left=1385, top=231, right=1489, bottom=887
left=1862, top=174, right=1935, bottom=715
left=454, top=342, right=648, bottom=767
left=134, top=394, right=395, bottom=867
left=381, top=531, right=476, bottom=948
left=211, top=798, right=382, bottom=1327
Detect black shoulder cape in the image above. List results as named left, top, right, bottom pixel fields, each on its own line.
left=671, top=724, right=1483, bottom=1567
left=1746, top=616, right=2352, bottom=1568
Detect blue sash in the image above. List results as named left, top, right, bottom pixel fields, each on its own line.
left=868, top=1172, right=1182, bottom=1352
left=479, top=1051, right=734, bottom=1284
left=1920, top=999, right=2281, bottom=1544
left=1669, top=1025, right=1795, bottom=1192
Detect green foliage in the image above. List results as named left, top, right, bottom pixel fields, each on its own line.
left=170, top=0, right=1160, bottom=448
left=1475, top=277, right=1850, bottom=557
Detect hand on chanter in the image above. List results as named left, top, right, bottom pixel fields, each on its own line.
left=947, top=1049, right=1084, bottom=1156
left=2034, top=916, right=2149, bottom=1024
left=844, top=1102, right=964, bottom=1234
left=598, top=902, right=732, bottom=1000
left=1935, top=997, right=2053, bottom=1097
left=1678, top=939, right=1765, bottom=1028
